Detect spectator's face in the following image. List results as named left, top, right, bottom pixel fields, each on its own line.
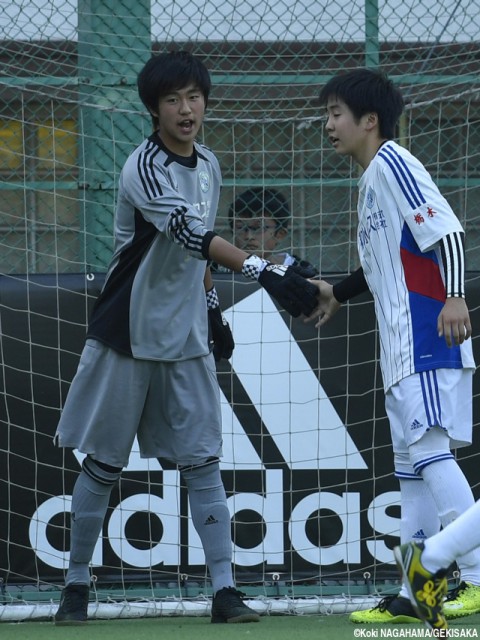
left=232, top=216, right=286, bottom=258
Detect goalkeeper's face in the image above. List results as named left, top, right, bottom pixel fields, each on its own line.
left=155, top=83, right=206, bottom=156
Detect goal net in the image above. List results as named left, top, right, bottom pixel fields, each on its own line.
left=1, top=0, right=479, bottom=623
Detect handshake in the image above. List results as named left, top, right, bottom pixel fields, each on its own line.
left=241, top=254, right=319, bottom=318
left=209, top=255, right=335, bottom=363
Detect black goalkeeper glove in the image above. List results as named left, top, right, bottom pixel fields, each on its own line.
left=291, top=257, right=319, bottom=279
left=206, top=287, right=234, bottom=361
left=242, top=255, right=319, bottom=318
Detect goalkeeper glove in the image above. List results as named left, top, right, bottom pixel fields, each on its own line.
left=290, top=257, right=319, bottom=279
left=206, top=287, right=234, bottom=361
left=242, top=255, right=318, bottom=318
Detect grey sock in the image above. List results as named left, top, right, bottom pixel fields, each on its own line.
left=181, top=461, right=234, bottom=593
left=66, top=457, right=121, bottom=586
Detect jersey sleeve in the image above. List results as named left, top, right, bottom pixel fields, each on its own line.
left=377, top=144, right=464, bottom=253
left=120, top=147, right=210, bottom=259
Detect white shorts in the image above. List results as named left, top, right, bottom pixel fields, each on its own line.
left=385, top=368, right=473, bottom=478
left=55, top=339, right=223, bottom=468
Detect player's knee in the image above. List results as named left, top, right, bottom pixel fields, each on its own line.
left=179, top=457, right=222, bottom=490
left=408, top=427, right=453, bottom=476
left=393, top=451, right=417, bottom=479
left=82, top=455, right=122, bottom=487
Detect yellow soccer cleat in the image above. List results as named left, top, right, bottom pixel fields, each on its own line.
left=394, top=542, right=448, bottom=630
left=444, top=582, right=480, bottom=619
left=349, top=594, right=421, bottom=624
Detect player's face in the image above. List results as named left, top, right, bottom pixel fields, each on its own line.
left=156, top=84, right=205, bottom=156
left=324, top=97, right=369, bottom=164
left=232, top=217, right=281, bottom=258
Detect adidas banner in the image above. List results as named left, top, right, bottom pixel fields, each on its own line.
left=1, top=273, right=478, bottom=583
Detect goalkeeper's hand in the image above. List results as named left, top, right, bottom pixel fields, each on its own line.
left=242, top=255, right=319, bottom=318
left=208, top=307, right=234, bottom=361
left=206, top=286, right=234, bottom=361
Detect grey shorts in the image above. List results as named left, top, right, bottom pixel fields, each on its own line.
left=55, top=339, right=223, bottom=468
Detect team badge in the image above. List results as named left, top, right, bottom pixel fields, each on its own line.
left=366, top=187, right=375, bottom=209
left=199, top=171, right=210, bottom=192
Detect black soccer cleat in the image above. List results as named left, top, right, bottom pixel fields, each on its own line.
left=54, top=583, right=89, bottom=625
left=211, top=586, right=260, bottom=623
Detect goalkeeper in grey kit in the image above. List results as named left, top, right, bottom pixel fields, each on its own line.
left=53, top=50, right=318, bottom=625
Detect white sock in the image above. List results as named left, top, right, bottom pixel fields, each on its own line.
left=422, top=500, right=480, bottom=576
left=397, top=478, right=440, bottom=599
left=420, top=459, right=480, bottom=584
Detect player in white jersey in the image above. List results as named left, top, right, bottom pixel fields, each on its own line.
left=306, top=68, right=480, bottom=623
left=53, top=51, right=318, bottom=626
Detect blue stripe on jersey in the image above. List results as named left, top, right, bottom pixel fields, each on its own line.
left=400, top=223, right=438, bottom=264
left=378, top=144, right=425, bottom=210
left=401, top=224, right=445, bottom=302
left=401, top=224, right=462, bottom=373
left=138, top=140, right=163, bottom=200
left=408, top=290, right=463, bottom=373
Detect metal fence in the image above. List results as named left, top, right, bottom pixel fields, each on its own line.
left=0, top=0, right=479, bottom=274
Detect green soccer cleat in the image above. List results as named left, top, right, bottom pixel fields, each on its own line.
left=349, top=594, right=421, bottom=624
left=444, top=581, right=480, bottom=619
left=393, top=542, right=448, bottom=630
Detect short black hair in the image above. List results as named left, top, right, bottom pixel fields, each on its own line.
left=319, top=68, right=404, bottom=139
left=229, top=188, right=290, bottom=231
left=137, top=50, right=211, bottom=124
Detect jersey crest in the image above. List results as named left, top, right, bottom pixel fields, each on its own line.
left=199, top=171, right=210, bottom=192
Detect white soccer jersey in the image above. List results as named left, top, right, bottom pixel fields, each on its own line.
left=87, top=134, right=222, bottom=361
left=357, top=140, right=475, bottom=391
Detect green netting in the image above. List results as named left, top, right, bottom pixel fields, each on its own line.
left=0, top=0, right=479, bottom=274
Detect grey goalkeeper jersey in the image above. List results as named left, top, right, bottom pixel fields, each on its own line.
left=87, top=134, right=222, bottom=361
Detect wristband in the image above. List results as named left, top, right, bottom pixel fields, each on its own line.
left=206, top=286, right=220, bottom=310
left=241, top=254, right=268, bottom=281
left=201, top=230, right=217, bottom=260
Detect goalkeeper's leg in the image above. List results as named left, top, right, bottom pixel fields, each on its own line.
left=55, top=456, right=121, bottom=625
left=181, top=459, right=260, bottom=623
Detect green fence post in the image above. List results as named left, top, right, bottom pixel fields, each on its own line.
left=77, top=0, right=151, bottom=270
left=365, top=0, right=379, bottom=68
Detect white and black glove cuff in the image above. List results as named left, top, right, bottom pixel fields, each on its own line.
left=206, top=286, right=220, bottom=310
left=241, top=254, right=268, bottom=280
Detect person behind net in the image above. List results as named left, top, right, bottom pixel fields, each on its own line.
left=306, top=68, right=480, bottom=624
left=212, top=187, right=318, bottom=278
left=394, top=498, right=480, bottom=630
left=52, top=50, right=318, bottom=626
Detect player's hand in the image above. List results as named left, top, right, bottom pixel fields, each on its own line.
left=437, top=297, right=472, bottom=347
left=291, top=260, right=319, bottom=279
left=304, top=280, right=341, bottom=327
left=208, top=306, right=234, bottom=361
left=258, top=263, right=319, bottom=317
